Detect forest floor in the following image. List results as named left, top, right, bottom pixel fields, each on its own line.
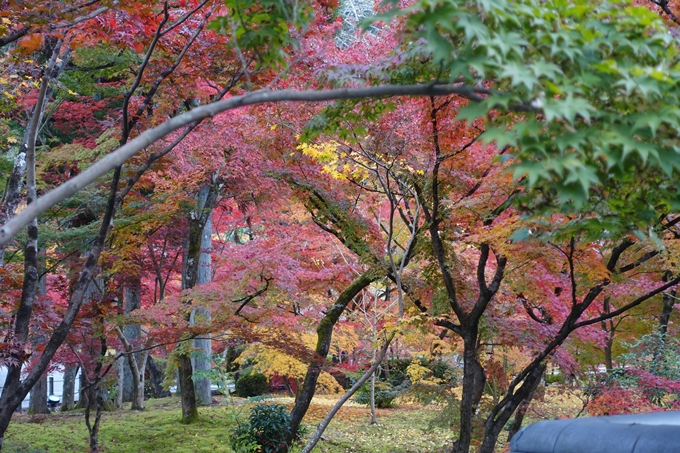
left=3, top=387, right=585, bottom=453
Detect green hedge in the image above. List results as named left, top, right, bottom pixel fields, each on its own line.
left=234, top=372, right=268, bottom=398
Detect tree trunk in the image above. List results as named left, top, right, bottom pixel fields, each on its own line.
left=287, top=270, right=379, bottom=443
left=191, top=212, right=212, bottom=406
left=146, top=357, right=170, bottom=398
left=85, top=387, right=104, bottom=453
left=0, top=43, right=66, bottom=448
left=85, top=335, right=108, bottom=453
left=477, top=363, right=547, bottom=453
left=122, top=278, right=141, bottom=402
left=129, top=358, right=146, bottom=411
left=179, top=183, right=217, bottom=421
left=506, top=373, right=542, bottom=443
left=29, top=257, right=49, bottom=415
left=300, top=331, right=395, bottom=453
left=77, top=371, right=87, bottom=409
left=659, top=287, right=676, bottom=336
left=0, top=151, right=27, bottom=268
left=116, top=357, right=124, bottom=409
left=178, top=353, right=198, bottom=423
left=0, top=40, right=60, bottom=268
left=61, top=366, right=78, bottom=411
left=116, top=326, right=149, bottom=411
left=79, top=380, right=114, bottom=412
left=604, top=333, right=614, bottom=372
left=370, top=302, right=377, bottom=425
left=452, top=332, right=485, bottom=453
left=28, top=375, right=48, bottom=414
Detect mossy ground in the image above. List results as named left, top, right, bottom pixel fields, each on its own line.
left=4, top=388, right=583, bottom=453
left=3, top=396, right=451, bottom=453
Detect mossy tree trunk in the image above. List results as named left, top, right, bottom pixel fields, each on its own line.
left=191, top=210, right=213, bottom=406
left=287, top=270, right=380, bottom=442
left=179, top=182, right=218, bottom=423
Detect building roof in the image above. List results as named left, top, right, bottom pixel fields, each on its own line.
left=510, top=411, right=680, bottom=453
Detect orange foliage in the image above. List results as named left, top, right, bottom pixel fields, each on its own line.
left=587, top=389, right=658, bottom=417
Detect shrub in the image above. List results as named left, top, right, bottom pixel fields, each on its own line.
left=230, top=424, right=260, bottom=453
left=429, top=360, right=454, bottom=380
left=382, top=358, right=456, bottom=386
left=384, top=358, right=413, bottom=386
left=354, top=381, right=398, bottom=408
left=234, top=372, right=268, bottom=398
left=230, top=403, right=292, bottom=453
left=545, top=372, right=564, bottom=385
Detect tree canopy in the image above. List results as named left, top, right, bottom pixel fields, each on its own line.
left=2, top=0, right=680, bottom=452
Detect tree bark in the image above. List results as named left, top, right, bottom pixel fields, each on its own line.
left=116, top=327, right=148, bottom=410
left=116, top=357, right=124, bottom=409
left=28, top=376, right=48, bottom=414
left=287, top=269, right=380, bottom=443
left=370, top=300, right=377, bottom=425
left=178, top=353, right=198, bottom=423
left=604, top=333, right=614, bottom=372
left=61, top=366, right=78, bottom=411
left=29, top=260, right=49, bottom=415
left=178, top=183, right=217, bottom=421
left=122, top=278, right=141, bottom=402
left=0, top=41, right=66, bottom=448
left=300, top=331, right=395, bottom=453
left=191, top=209, right=212, bottom=406
left=84, top=335, right=108, bottom=453
left=0, top=151, right=27, bottom=268
left=659, top=286, right=675, bottom=336
left=0, top=40, right=61, bottom=268
left=452, top=332, right=485, bottom=453
left=146, top=357, right=170, bottom=398
left=506, top=372, right=542, bottom=443
left=478, top=363, right=547, bottom=453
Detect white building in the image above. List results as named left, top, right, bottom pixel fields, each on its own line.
left=0, top=367, right=80, bottom=411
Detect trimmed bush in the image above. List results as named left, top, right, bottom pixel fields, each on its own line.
left=230, top=403, right=291, bottom=453
left=234, top=372, right=268, bottom=398
left=545, top=372, right=564, bottom=385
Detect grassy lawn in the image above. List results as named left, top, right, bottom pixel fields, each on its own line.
left=3, top=387, right=584, bottom=453
left=5, top=397, right=235, bottom=453
left=3, top=395, right=455, bottom=453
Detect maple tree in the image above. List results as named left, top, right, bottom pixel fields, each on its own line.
left=0, top=0, right=253, bottom=443
left=1, top=0, right=680, bottom=452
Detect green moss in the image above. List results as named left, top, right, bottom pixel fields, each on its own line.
left=5, top=397, right=456, bottom=453
left=6, top=398, right=237, bottom=453
left=180, top=408, right=200, bottom=425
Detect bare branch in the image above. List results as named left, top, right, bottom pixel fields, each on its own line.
left=0, top=82, right=508, bottom=246
left=50, top=1, right=120, bottom=29
left=573, top=275, right=680, bottom=328
left=0, top=26, right=31, bottom=47
left=650, top=0, right=680, bottom=25
left=160, top=0, right=211, bottom=37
